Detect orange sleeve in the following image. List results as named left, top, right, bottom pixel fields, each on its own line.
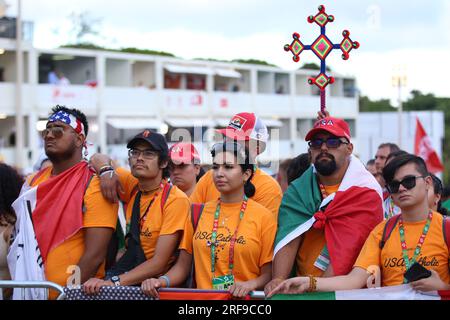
left=254, top=178, right=282, bottom=218
left=179, top=212, right=194, bottom=254
left=259, top=210, right=277, bottom=267
left=190, top=170, right=211, bottom=204
left=115, top=167, right=139, bottom=203
left=353, top=222, right=385, bottom=271
left=160, top=192, right=191, bottom=236
left=83, top=176, right=118, bottom=229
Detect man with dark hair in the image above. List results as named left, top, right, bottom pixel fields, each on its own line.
left=383, top=150, right=409, bottom=219
left=265, top=117, right=383, bottom=295
left=85, top=129, right=190, bottom=293
left=8, top=105, right=118, bottom=299
left=374, top=142, right=400, bottom=187
left=268, top=153, right=450, bottom=296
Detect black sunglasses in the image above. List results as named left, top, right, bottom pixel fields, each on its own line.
left=387, top=175, right=426, bottom=194
left=308, top=138, right=349, bottom=150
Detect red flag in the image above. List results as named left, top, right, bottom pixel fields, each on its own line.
left=414, top=117, right=444, bottom=174
left=32, top=161, right=94, bottom=262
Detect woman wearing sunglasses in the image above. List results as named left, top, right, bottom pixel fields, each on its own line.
left=267, top=153, right=450, bottom=297
left=141, top=142, right=277, bottom=298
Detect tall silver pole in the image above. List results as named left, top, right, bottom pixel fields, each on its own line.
left=15, top=0, right=25, bottom=170
left=398, top=78, right=402, bottom=149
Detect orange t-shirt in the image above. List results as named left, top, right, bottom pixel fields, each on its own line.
left=28, top=167, right=118, bottom=298
left=180, top=199, right=277, bottom=289
left=296, top=183, right=340, bottom=276
left=116, top=168, right=190, bottom=266
left=354, top=211, right=450, bottom=287
left=190, top=168, right=282, bottom=219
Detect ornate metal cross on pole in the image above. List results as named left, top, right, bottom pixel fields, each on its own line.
left=284, top=5, right=360, bottom=113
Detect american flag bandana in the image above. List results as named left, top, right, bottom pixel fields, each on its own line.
left=48, top=111, right=86, bottom=137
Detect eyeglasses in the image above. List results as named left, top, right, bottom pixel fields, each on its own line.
left=308, top=138, right=349, bottom=150
left=386, top=175, right=426, bottom=194
left=128, top=149, right=159, bottom=160
left=41, top=126, right=65, bottom=139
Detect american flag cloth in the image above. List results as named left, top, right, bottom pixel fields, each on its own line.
left=64, top=286, right=154, bottom=300
left=63, top=287, right=240, bottom=300
left=48, top=111, right=85, bottom=136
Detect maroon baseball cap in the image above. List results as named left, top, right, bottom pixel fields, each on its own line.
left=305, top=117, right=351, bottom=141
left=169, top=143, right=201, bottom=165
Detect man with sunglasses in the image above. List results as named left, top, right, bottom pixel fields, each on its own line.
left=265, top=116, right=383, bottom=295
left=267, top=154, right=450, bottom=296
left=190, top=112, right=282, bottom=218
left=8, top=105, right=118, bottom=299
left=84, top=129, right=190, bottom=293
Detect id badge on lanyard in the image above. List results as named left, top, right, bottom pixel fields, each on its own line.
left=212, top=274, right=235, bottom=290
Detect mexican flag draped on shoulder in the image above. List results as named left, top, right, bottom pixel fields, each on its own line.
left=274, top=154, right=384, bottom=276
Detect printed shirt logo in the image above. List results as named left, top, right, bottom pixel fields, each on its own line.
left=228, top=115, right=247, bottom=131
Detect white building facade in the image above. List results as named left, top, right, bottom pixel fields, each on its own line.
left=1, top=24, right=359, bottom=172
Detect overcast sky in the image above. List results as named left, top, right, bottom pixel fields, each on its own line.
left=5, top=0, right=450, bottom=101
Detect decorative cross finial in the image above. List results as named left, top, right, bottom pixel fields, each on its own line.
left=284, top=5, right=360, bottom=113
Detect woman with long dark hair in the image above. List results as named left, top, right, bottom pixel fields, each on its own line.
left=141, top=142, right=277, bottom=298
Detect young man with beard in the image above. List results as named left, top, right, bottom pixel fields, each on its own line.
left=264, top=117, right=383, bottom=295
left=8, top=105, right=118, bottom=299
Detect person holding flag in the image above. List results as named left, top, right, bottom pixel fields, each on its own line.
left=267, top=154, right=450, bottom=296
left=190, top=112, right=282, bottom=218
left=7, top=105, right=118, bottom=299
left=264, top=116, right=383, bottom=295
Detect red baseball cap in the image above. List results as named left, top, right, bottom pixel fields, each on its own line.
left=216, top=112, right=269, bottom=143
left=169, top=143, right=201, bottom=165
left=305, top=117, right=351, bottom=141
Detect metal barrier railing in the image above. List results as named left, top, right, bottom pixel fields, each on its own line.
left=0, top=280, right=65, bottom=300
left=0, top=280, right=265, bottom=300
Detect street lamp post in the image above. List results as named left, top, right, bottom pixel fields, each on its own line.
left=392, top=66, right=407, bottom=149
left=15, top=0, right=25, bottom=171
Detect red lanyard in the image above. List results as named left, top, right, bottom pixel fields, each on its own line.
left=209, top=196, right=248, bottom=277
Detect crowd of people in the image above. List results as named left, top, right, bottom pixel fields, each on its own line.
left=0, top=105, right=449, bottom=300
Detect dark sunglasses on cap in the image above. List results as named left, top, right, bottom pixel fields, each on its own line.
left=386, top=175, right=426, bottom=194
left=308, top=138, right=349, bottom=150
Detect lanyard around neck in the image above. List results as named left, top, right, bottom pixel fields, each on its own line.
left=137, top=182, right=164, bottom=230
left=209, top=196, right=248, bottom=277
left=399, top=211, right=433, bottom=283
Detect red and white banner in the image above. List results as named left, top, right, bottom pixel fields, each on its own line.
left=414, top=117, right=444, bottom=174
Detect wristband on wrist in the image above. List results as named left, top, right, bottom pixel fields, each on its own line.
left=100, top=169, right=115, bottom=178
left=159, top=275, right=170, bottom=288
left=308, top=275, right=317, bottom=292
left=99, top=165, right=114, bottom=175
